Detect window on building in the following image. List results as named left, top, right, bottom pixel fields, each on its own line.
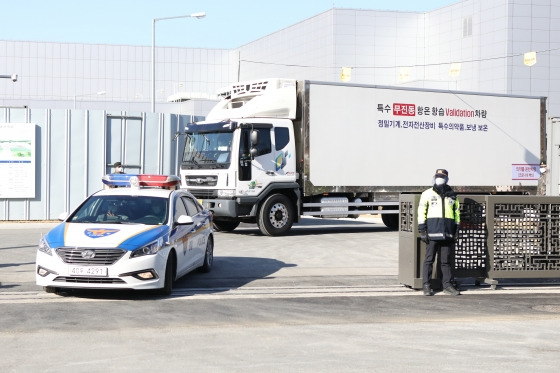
left=463, top=16, right=472, bottom=38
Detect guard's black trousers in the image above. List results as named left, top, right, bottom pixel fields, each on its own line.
left=423, top=240, right=454, bottom=289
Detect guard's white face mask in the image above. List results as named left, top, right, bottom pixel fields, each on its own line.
left=435, top=177, right=447, bottom=186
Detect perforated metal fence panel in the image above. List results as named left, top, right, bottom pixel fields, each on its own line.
left=488, top=196, right=560, bottom=278
left=454, top=196, right=487, bottom=280
left=398, top=194, right=423, bottom=289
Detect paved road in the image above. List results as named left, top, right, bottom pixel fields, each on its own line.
left=1, top=218, right=560, bottom=372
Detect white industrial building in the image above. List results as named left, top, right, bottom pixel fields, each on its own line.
left=2, top=0, right=560, bottom=220
left=2, top=0, right=560, bottom=115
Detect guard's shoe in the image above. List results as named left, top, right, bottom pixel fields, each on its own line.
left=451, top=279, right=461, bottom=291
left=443, top=286, right=460, bottom=296
left=423, top=284, right=433, bottom=296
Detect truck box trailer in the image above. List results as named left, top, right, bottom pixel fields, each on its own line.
left=179, top=79, right=546, bottom=235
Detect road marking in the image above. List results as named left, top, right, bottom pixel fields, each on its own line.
left=2, top=284, right=560, bottom=304
left=165, top=284, right=560, bottom=300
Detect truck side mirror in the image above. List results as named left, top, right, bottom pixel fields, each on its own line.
left=250, top=130, right=259, bottom=146
left=249, top=130, right=259, bottom=158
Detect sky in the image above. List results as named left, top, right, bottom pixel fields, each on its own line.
left=0, top=0, right=460, bottom=49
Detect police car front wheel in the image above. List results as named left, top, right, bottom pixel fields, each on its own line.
left=158, top=252, right=176, bottom=296
left=198, top=235, right=214, bottom=273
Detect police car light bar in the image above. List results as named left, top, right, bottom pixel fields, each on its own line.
left=102, top=174, right=181, bottom=189
left=102, top=173, right=139, bottom=188
left=137, top=174, right=180, bottom=188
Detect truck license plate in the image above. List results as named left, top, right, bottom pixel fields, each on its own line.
left=68, top=266, right=108, bottom=277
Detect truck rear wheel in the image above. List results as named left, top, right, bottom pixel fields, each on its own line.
left=213, top=220, right=240, bottom=232
left=257, top=194, right=294, bottom=236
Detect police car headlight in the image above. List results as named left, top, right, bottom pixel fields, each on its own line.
left=130, top=237, right=163, bottom=258
left=38, top=236, right=52, bottom=256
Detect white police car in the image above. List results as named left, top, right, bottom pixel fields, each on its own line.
left=36, top=174, right=214, bottom=295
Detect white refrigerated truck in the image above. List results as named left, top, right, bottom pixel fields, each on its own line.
left=179, top=79, right=546, bottom=235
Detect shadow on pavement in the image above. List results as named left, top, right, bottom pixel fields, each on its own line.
left=227, top=217, right=392, bottom=236
left=51, top=256, right=295, bottom=300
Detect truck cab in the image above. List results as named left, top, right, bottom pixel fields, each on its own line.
left=180, top=79, right=300, bottom=235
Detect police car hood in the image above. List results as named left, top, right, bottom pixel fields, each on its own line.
left=47, top=222, right=169, bottom=250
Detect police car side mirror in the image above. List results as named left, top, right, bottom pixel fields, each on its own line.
left=58, top=212, right=68, bottom=221
left=176, top=215, right=194, bottom=225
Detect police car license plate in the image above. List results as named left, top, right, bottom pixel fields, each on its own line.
left=68, top=266, right=108, bottom=277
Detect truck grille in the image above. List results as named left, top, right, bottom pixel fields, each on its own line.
left=184, top=175, right=218, bottom=187
left=188, top=189, right=218, bottom=199
left=56, top=248, right=126, bottom=265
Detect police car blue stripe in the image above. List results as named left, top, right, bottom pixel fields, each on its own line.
left=45, top=222, right=67, bottom=247
left=118, top=225, right=169, bottom=250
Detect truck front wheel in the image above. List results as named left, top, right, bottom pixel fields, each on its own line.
left=213, top=220, right=240, bottom=232
left=381, top=213, right=399, bottom=230
left=257, top=194, right=294, bottom=236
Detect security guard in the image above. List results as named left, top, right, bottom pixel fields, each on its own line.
left=113, top=161, right=125, bottom=174
left=417, top=169, right=461, bottom=296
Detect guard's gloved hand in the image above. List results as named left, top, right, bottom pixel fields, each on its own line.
left=454, top=224, right=460, bottom=241
left=419, top=230, right=429, bottom=244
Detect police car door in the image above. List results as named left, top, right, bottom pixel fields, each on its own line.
left=182, top=195, right=208, bottom=263
left=171, top=195, right=199, bottom=277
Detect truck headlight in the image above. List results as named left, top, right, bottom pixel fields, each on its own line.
left=130, top=237, right=163, bottom=258
left=38, top=236, right=52, bottom=256
left=217, top=189, right=235, bottom=198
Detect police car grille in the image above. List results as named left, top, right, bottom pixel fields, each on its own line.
left=53, top=277, right=126, bottom=284
left=56, top=248, right=126, bottom=265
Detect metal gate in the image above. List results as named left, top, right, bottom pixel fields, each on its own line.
left=106, top=114, right=145, bottom=174
left=399, top=194, right=560, bottom=289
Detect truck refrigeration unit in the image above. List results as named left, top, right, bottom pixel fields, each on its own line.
left=179, top=79, right=546, bottom=236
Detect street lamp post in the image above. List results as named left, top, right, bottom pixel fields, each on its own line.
left=0, top=74, right=18, bottom=82
left=151, top=12, right=206, bottom=113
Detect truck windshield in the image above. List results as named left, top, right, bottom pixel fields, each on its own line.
left=182, top=132, right=233, bottom=169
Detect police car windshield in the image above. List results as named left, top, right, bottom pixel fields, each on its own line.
left=183, top=132, right=232, bottom=169
left=69, top=195, right=169, bottom=225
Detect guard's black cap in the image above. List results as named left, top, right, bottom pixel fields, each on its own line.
left=435, top=169, right=449, bottom=178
